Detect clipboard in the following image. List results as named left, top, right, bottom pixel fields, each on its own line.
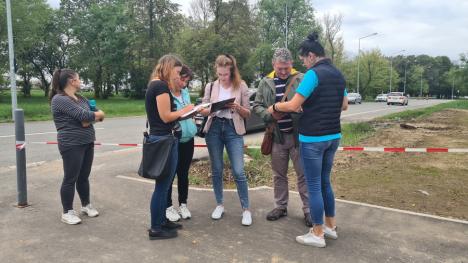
left=210, top=97, right=235, bottom=113
left=179, top=103, right=211, bottom=120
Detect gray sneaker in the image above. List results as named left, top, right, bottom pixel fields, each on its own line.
left=266, top=207, right=287, bottom=221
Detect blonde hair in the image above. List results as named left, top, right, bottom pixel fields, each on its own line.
left=150, top=54, right=183, bottom=88
left=215, top=54, right=243, bottom=90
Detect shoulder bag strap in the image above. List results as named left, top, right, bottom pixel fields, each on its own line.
left=281, top=74, right=299, bottom=103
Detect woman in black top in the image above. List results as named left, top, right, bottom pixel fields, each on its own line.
left=146, top=54, right=195, bottom=240
left=50, top=69, right=105, bottom=225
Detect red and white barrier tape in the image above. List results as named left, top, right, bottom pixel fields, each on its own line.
left=15, top=141, right=26, bottom=151
left=28, top=141, right=468, bottom=153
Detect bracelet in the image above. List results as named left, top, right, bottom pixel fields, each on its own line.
left=273, top=103, right=278, bottom=112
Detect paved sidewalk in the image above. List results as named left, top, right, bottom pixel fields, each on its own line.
left=1, top=148, right=467, bottom=263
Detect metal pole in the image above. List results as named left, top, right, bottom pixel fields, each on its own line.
left=452, top=76, right=455, bottom=100
left=285, top=3, right=288, bottom=49
left=356, top=33, right=378, bottom=94
left=357, top=39, right=360, bottom=94
left=389, top=59, right=393, bottom=93
left=6, top=0, right=17, bottom=120
left=420, top=71, right=423, bottom=97
left=15, top=109, right=28, bottom=207
left=403, top=62, right=407, bottom=94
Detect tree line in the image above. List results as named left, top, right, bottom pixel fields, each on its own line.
left=1, top=0, right=467, bottom=99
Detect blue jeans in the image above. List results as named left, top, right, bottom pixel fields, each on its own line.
left=149, top=134, right=178, bottom=230
left=205, top=118, right=249, bottom=209
left=300, top=139, right=340, bottom=225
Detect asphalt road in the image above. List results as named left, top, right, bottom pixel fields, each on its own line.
left=0, top=99, right=449, bottom=168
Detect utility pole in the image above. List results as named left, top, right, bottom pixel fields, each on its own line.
left=285, top=3, right=288, bottom=49
left=356, top=32, right=378, bottom=94
left=403, top=61, right=407, bottom=94
left=389, top=50, right=405, bottom=93
left=6, top=0, right=28, bottom=207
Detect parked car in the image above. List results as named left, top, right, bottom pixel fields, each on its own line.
left=387, top=92, right=408, bottom=105
left=194, top=89, right=265, bottom=134
left=375, top=93, right=388, bottom=102
left=347, top=93, right=362, bottom=104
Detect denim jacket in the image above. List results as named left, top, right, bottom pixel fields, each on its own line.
left=172, top=88, right=197, bottom=143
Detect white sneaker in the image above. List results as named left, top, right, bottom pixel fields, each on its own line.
left=211, top=205, right=224, bottom=220
left=179, top=204, right=191, bottom=219
left=166, top=206, right=181, bottom=222
left=241, top=210, right=252, bottom=226
left=81, top=204, right=99, bottom=217
left=324, top=225, right=338, bottom=239
left=296, top=232, right=326, bottom=248
left=61, top=210, right=81, bottom=225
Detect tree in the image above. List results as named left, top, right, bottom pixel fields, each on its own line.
left=321, top=13, right=344, bottom=65
left=340, top=49, right=398, bottom=98
left=254, top=0, right=320, bottom=74
left=0, top=0, right=53, bottom=97
left=66, top=0, right=130, bottom=98
left=178, top=0, right=258, bottom=91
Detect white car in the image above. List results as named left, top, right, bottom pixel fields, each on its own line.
left=375, top=93, right=388, bottom=102
left=347, top=93, right=362, bottom=104
left=387, top=92, right=408, bottom=105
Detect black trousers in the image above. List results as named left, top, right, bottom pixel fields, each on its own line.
left=58, top=143, right=94, bottom=213
left=167, top=138, right=194, bottom=207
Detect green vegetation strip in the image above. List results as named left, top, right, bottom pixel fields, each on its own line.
left=378, top=100, right=468, bottom=121
left=0, top=90, right=146, bottom=122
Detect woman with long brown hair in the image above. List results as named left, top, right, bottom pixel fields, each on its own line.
left=50, top=69, right=105, bottom=225
left=200, top=54, right=252, bottom=226
left=145, top=54, right=194, bottom=240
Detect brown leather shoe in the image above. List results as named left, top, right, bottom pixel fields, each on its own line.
left=266, top=207, right=287, bottom=221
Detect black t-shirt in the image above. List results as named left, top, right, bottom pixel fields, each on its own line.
left=145, top=80, right=176, bottom=135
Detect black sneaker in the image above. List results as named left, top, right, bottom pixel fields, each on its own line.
left=162, top=221, right=183, bottom=230
left=266, top=207, right=287, bottom=221
left=304, top=213, right=313, bottom=227
left=148, top=228, right=178, bottom=240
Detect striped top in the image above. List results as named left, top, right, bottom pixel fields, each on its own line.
left=51, top=94, right=96, bottom=146
left=273, top=76, right=293, bottom=132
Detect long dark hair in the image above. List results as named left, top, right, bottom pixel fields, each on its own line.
left=49, top=68, right=78, bottom=102
left=299, top=32, right=325, bottom=57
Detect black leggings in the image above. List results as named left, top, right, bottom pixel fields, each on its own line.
left=167, top=138, right=194, bottom=207
left=58, top=143, right=94, bottom=213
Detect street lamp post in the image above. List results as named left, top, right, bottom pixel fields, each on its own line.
left=389, top=49, right=405, bottom=93
left=420, top=70, right=423, bottom=97
left=403, top=61, right=407, bottom=94
left=6, top=0, right=28, bottom=207
left=356, top=32, right=378, bottom=94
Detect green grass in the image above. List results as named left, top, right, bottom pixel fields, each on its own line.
left=0, top=90, right=145, bottom=122
left=341, top=122, right=375, bottom=146
left=378, top=100, right=468, bottom=121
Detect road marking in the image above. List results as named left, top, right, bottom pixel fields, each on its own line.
left=116, top=175, right=271, bottom=192
left=117, top=175, right=468, bottom=225
left=0, top=128, right=104, bottom=138
left=7, top=161, right=46, bottom=170
left=341, top=103, right=435, bottom=118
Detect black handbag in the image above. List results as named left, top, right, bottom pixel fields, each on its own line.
left=138, top=123, right=177, bottom=180
left=196, top=82, right=214, bottom=138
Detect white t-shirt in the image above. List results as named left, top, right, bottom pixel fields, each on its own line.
left=216, top=85, right=233, bottom=119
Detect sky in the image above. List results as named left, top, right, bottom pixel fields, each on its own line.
left=46, top=0, right=468, bottom=61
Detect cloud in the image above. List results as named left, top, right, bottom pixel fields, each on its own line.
left=313, top=0, right=468, bottom=60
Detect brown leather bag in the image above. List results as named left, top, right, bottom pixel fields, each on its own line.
left=260, top=75, right=299, bottom=155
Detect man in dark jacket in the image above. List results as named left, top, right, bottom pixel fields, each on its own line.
left=253, top=48, right=312, bottom=227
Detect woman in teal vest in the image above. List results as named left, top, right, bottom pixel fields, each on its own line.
left=166, top=65, right=198, bottom=222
